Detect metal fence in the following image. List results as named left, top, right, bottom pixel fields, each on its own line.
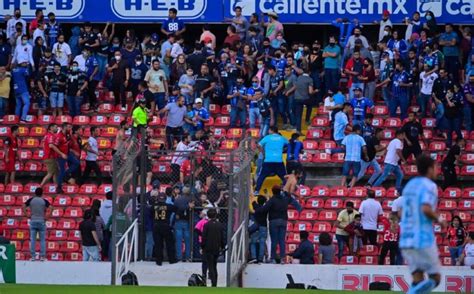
left=111, top=128, right=256, bottom=286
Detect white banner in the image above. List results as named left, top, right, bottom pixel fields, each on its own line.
left=243, top=264, right=474, bottom=292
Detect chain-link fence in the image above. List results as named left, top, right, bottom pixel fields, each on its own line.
left=111, top=129, right=256, bottom=285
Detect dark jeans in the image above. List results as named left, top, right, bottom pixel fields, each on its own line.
left=112, top=82, right=126, bottom=107
left=230, top=106, right=246, bottom=128
left=417, top=93, right=431, bottom=117
left=153, top=223, right=177, bottom=264
left=389, top=93, right=409, bottom=119
left=336, top=234, right=349, bottom=260
left=324, top=68, right=340, bottom=92
left=379, top=241, right=399, bottom=265
left=442, top=164, right=457, bottom=189
left=81, top=160, right=102, bottom=185
left=57, top=158, right=67, bottom=189
left=294, top=100, right=305, bottom=132
left=255, top=162, right=287, bottom=193
left=65, top=152, right=81, bottom=181
left=269, top=218, right=287, bottom=261
left=362, top=229, right=378, bottom=246
left=66, top=95, right=83, bottom=117
left=204, top=251, right=219, bottom=287
left=446, top=117, right=462, bottom=147
left=165, top=126, right=184, bottom=149
left=87, top=80, right=99, bottom=108
left=402, top=144, right=422, bottom=162
left=273, top=94, right=288, bottom=124
left=445, top=56, right=460, bottom=83
left=153, top=92, right=166, bottom=112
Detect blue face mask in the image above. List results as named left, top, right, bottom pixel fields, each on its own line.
left=426, top=15, right=432, bottom=21
left=252, top=82, right=258, bottom=88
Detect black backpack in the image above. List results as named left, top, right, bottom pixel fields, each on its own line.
left=121, top=271, right=139, bottom=285
left=369, top=282, right=391, bottom=291
left=188, top=273, right=206, bottom=287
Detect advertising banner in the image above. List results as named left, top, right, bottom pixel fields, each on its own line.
left=0, top=0, right=472, bottom=23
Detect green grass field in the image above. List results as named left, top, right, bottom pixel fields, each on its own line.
left=0, top=285, right=393, bottom=294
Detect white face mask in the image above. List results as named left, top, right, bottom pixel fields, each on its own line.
left=383, top=31, right=389, bottom=36
left=135, top=61, right=142, bottom=66
left=257, top=64, right=263, bottom=70
left=115, top=56, right=121, bottom=61
left=206, top=43, right=213, bottom=48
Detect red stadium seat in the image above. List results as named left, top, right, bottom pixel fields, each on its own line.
left=384, top=118, right=401, bottom=128
left=209, top=104, right=221, bottom=115
left=372, top=187, right=386, bottom=198
left=47, top=253, right=64, bottom=261
left=3, top=115, right=19, bottom=125
left=55, top=115, right=72, bottom=125
left=429, top=141, right=446, bottom=151
left=0, top=207, right=7, bottom=217
left=72, top=196, right=91, bottom=207
left=305, top=198, right=324, bottom=209
left=458, top=200, right=473, bottom=210
left=381, top=129, right=395, bottom=140
left=438, top=200, right=457, bottom=210
left=306, top=129, right=325, bottom=140
left=3, top=218, right=19, bottom=229
left=102, top=127, right=118, bottom=137
left=382, top=200, right=394, bottom=210
left=227, top=128, right=243, bottom=140
left=443, top=187, right=461, bottom=198
left=62, top=184, right=79, bottom=194
left=7, top=207, right=23, bottom=217
left=79, top=184, right=98, bottom=194
left=72, top=115, right=90, bottom=126
left=18, top=150, right=32, bottom=161
left=296, top=185, right=311, bottom=197
left=65, top=252, right=83, bottom=261
left=438, top=212, right=452, bottom=222
left=38, top=115, right=54, bottom=125
left=460, top=165, right=474, bottom=176
left=303, top=140, right=318, bottom=151
left=214, top=116, right=231, bottom=127
left=220, top=140, right=238, bottom=150
left=51, top=208, right=64, bottom=218
left=21, top=138, right=39, bottom=148
left=0, top=195, right=15, bottom=206
left=319, top=141, right=336, bottom=150
left=311, top=186, right=329, bottom=197
left=98, top=103, right=114, bottom=114
left=53, top=196, right=72, bottom=207
left=373, top=105, right=388, bottom=116
left=220, top=105, right=231, bottom=115
left=212, top=127, right=226, bottom=139
left=60, top=241, right=80, bottom=253
left=372, top=117, right=383, bottom=127
left=461, top=153, right=474, bottom=164
left=287, top=232, right=301, bottom=244
left=49, top=230, right=68, bottom=241
left=330, top=186, right=348, bottom=197
left=340, top=256, right=358, bottom=265
left=349, top=187, right=367, bottom=197
left=331, top=153, right=344, bottom=163
left=294, top=221, right=312, bottom=232
left=68, top=230, right=82, bottom=241
left=246, top=128, right=260, bottom=138
left=29, top=126, right=46, bottom=137
left=32, top=150, right=45, bottom=160
left=344, top=199, right=361, bottom=209
left=324, top=199, right=343, bottom=209
left=312, top=152, right=331, bottom=163
left=287, top=210, right=299, bottom=221
left=311, top=117, right=329, bottom=127
left=318, top=210, right=337, bottom=221
left=421, top=118, right=436, bottom=128
left=463, top=188, right=474, bottom=198
left=386, top=187, right=399, bottom=198
left=298, top=210, right=318, bottom=220
left=15, top=195, right=30, bottom=205
left=90, top=115, right=108, bottom=125
left=11, top=230, right=29, bottom=240
left=360, top=256, right=378, bottom=265
left=312, top=222, right=332, bottom=233
left=457, top=212, right=471, bottom=222
left=98, top=184, right=113, bottom=195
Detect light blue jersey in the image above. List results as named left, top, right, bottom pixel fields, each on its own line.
left=259, top=134, right=289, bottom=163
left=399, top=177, right=438, bottom=249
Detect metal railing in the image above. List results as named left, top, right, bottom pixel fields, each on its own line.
left=115, top=218, right=138, bottom=284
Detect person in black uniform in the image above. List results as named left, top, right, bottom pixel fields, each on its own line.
left=442, top=137, right=465, bottom=189
left=151, top=193, right=177, bottom=266
left=201, top=209, right=225, bottom=287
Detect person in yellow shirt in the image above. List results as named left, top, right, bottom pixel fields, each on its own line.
left=334, top=201, right=359, bottom=261
left=132, top=97, right=148, bottom=138
left=0, top=66, right=11, bottom=121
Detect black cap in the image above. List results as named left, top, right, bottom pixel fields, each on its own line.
left=84, top=21, right=92, bottom=27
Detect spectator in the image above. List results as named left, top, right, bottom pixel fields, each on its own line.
left=246, top=76, right=265, bottom=130
left=48, top=63, right=67, bottom=117
left=375, top=10, right=392, bottom=42
left=250, top=195, right=268, bottom=263
left=328, top=103, right=352, bottom=154
left=439, top=24, right=460, bottom=83
left=442, top=138, right=465, bottom=189
left=374, top=130, right=406, bottom=193
left=283, top=65, right=298, bottom=128
left=151, top=192, right=177, bottom=266
left=293, top=67, right=316, bottom=131
left=378, top=214, right=400, bottom=265
left=318, top=232, right=335, bottom=264
left=51, top=34, right=71, bottom=69
left=4, top=125, right=19, bottom=185
left=55, top=123, right=70, bottom=193
left=143, top=33, right=159, bottom=66
left=335, top=201, right=358, bottom=261
left=159, top=96, right=187, bottom=149
left=387, top=30, right=408, bottom=59
left=40, top=124, right=66, bottom=186
left=254, top=126, right=288, bottom=194
left=225, top=6, right=248, bottom=41
left=174, top=188, right=194, bottom=262
left=457, top=232, right=474, bottom=268
left=345, top=50, right=365, bottom=99
left=145, top=59, right=168, bottom=114
left=447, top=216, right=466, bottom=266
left=178, top=67, right=195, bottom=105
left=79, top=22, right=99, bottom=51
left=404, top=12, right=423, bottom=40
left=200, top=24, right=216, bottom=50
left=401, top=112, right=424, bottom=161
left=261, top=12, right=283, bottom=42
left=323, top=36, right=341, bottom=92
left=444, top=84, right=464, bottom=147
left=81, top=126, right=102, bottom=185
left=344, top=214, right=364, bottom=256
left=80, top=209, right=102, bottom=261
left=202, top=209, right=225, bottom=287
left=24, top=188, right=50, bottom=261
left=389, top=61, right=412, bottom=119
left=340, top=125, right=368, bottom=188
left=357, top=128, right=385, bottom=187
left=0, top=36, right=11, bottom=69
left=66, top=126, right=81, bottom=184
left=286, top=133, right=304, bottom=178
left=331, top=18, right=357, bottom=47
left=254, top=185, right=302, bottom=264
left=91, top=200, right=105, bottom=251
left=418, top=63, right=438, bottom=117
left=360, top=59, right=376, bottom=100
left=289, top=231, right=314, bottom=264
left=45, top=12, right=61, bottom=49
left=6, top=8, right=26, bottom=41
left=66, top=61, right=88, bottom=117
left=359, top=189, right=383, bottom=246
left=29, top=9, right=44, bottom=35
left=107, top=50, right=130, bottom=110
left=227, top=75, right=247, bottom=128
left=350, top=87, right=374, bottom=126
left=130, top=55, right=148, bottom=98
left=463, top=74, right=474, bottom=131
left=161, top=8, right=186, bottom=36
left=194, top=63, right=215, bottom=111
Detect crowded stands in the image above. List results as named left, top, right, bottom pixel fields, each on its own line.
left=0, top=5, right=474, bottom=270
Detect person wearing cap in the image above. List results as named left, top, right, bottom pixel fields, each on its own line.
left=261, top=12, right=283, bottom=42
left=130, top=55, right=148, bottom=98
left=150, top=192, right=178, bottom=266
left=350, top=86, right=374, bottom=127
left=132, top=96, right=149, bottom=137
left=161, top=8, right=186, bottom=36
left=145, top=59, right=168, bottom=114
left=143, top=33, right=160, bottom=66
left=375, top=10, right=393, bottom=42
left=79, top=22, right=99, bottom=51
left=193, top=98, right=210, bottom=131
left=334, top=201, right=359, bottom=261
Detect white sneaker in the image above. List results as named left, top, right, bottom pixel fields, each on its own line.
left=121, top=107, right=126, bottom=111
left=325, top=148, right=332, bottom=154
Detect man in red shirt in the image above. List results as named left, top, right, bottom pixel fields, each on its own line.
left=29, top=9, right=44, bottom=35
left=378, top=215, right=400, bottom=265
left=40, top=123, right=67, bottom=187
left=223, top=25, right=240, bottom=47
left=56, top=123, right=71, bottom=193
left=4, top=126, right=19, bottom=185
left=65, top=125, right=82, bottom=184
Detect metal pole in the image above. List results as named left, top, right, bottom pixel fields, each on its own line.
left=139, top=127, right=147, bottom=261
left=111, top=151, right=119, bottom=285
left=226, top=151, right=235, bottom=287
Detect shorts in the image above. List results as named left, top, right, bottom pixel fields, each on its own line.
left=49, top=92, right=65, bottom=108
left=342, top=161, right=361, bottom=177
left=5, top=157, right=15, bottom=172
left=44, top=158, right=58, bottom=175
left=402, top=244, right=441, bottom=275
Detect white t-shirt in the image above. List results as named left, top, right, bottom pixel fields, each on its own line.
left=464, top=243, right=474, bottom=267
left=324, top=97, right=335, bottom=121
left=384, top=138, right=403, bottom=166
left=419, top=72, right=438, bottom=95
left=73, top=55, right=87, bottom=72
left=52, top=42, right=72, bottom=67
left=391, top=196, right=404, bottom=213
left=359, top=198, right=383, bottom=230
left=86, top=137, right=98, bottom=161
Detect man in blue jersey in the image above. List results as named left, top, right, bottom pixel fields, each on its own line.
left=254, top=126, right=288, bottom=195
left=399, top=155, right=446, bottom=294
left=350, top=87, right=374, bottom=127
left=161, top=8, right=186, bottom=36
